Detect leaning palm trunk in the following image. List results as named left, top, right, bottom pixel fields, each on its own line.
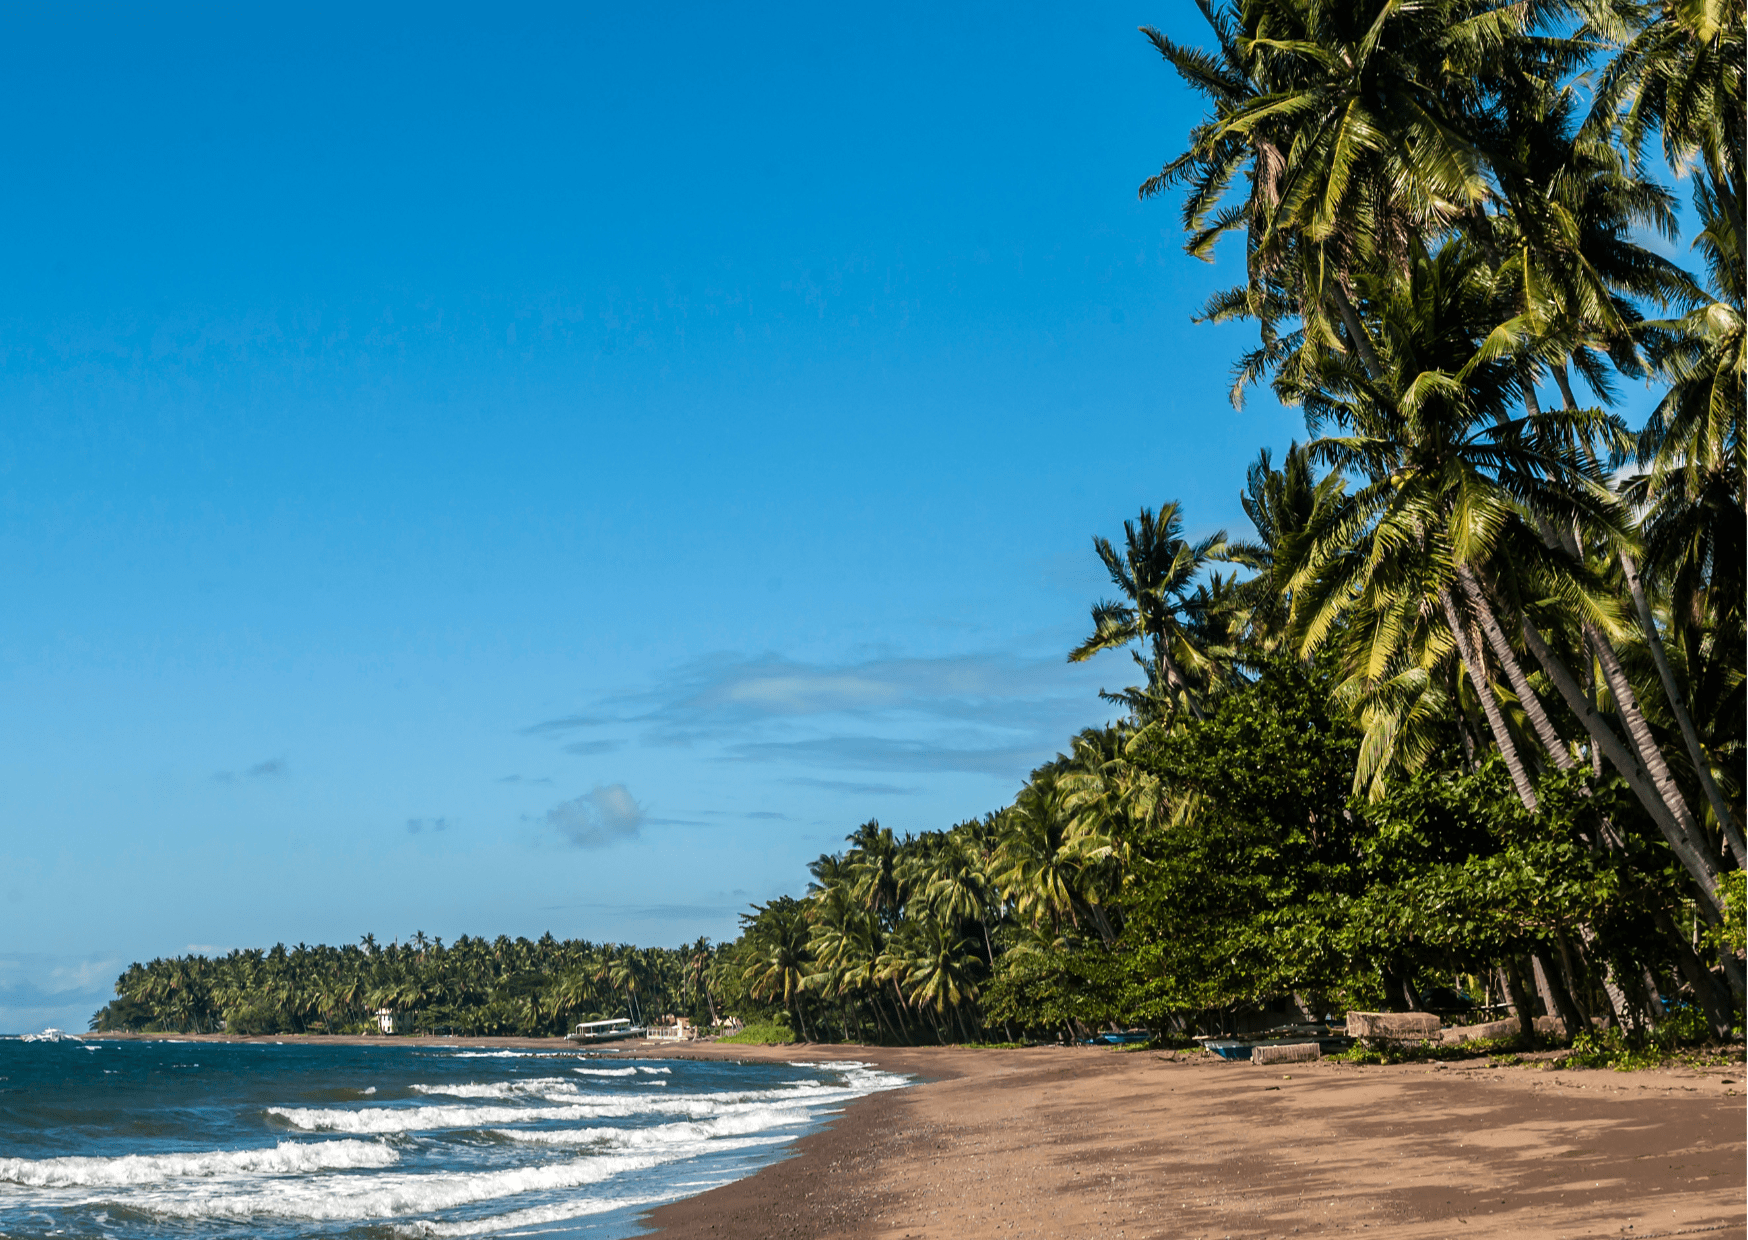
left=1459, top=568, right=1648, bottom=1026
left=1329, top=280, right=1386, bottom=380
left=1618, top=551, right=1747, bottom=864
left=1439, top=588, right=1539, bottom=811
left=1456, top=568, right=1575, bottom=771
left=1584, top=621, right=1722, bottom=873
left=1519, top=619, right=1725, bottom=919
left=1546, top=382, right=1745, bottom=866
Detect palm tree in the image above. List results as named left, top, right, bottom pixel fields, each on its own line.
left=1071, top=502, right=1229, bottom=723
left=1141, top=0, right=1537, bottom=389
left=992, top=775, right=1087, bottom=939
left=1588, top=0, right=1744, bottom=212
left=682, top=937, right=719, bottom=1025
left=739, top=897, right=814, bottom=1040
left=1222, top=442, right=1346, bottom=651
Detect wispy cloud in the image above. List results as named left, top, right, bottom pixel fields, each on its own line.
left=786, top=775, right=920, bottom=795
left=732, top=736, right=1042, bottom=775
left=563, top=739, right=624, bottom=756
left=521, top=649, right=1108, bottom=784
left=520, top=714, right=609, bottom=736
left=546, top=784, right=646, bottom=849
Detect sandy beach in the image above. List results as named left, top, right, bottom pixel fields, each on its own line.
left=637, top=1042, right=1745, bottom=1240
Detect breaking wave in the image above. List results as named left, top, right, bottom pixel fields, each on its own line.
left=0, top=1041, right=910, bottom=1240
left=0, top=1140, right=398, bottom=1187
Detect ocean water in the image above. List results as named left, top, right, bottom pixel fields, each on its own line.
left=0, top=1037, right=908, bottom=1239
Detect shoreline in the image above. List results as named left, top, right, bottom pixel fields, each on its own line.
left=76, top=1033, right=1748, bottom=1238
left=634, top=1042, right=1745, bottom=1240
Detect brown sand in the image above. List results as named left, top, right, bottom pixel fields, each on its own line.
left=638, top=1043, right=1746, bottom=1240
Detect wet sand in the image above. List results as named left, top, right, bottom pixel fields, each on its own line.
left=637, top=1042, right=1746, bottom=1240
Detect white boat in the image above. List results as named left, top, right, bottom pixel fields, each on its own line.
left=20, top=1027, right=79, bottom=1043
left=566, top=1018, right=644, bottom=1044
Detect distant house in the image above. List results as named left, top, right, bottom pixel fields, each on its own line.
left=646, top=1016, right=697, bottom=1042
left=375, top=1008, right=395, bottom=1034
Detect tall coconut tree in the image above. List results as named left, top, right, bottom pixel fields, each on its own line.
left=1070, top=502, right=1230, bottom=724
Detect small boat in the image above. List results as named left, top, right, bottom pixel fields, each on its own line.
left=1089, top=1030, right=1153, bottom=1046
left=19, top=1028, right=79, bottom=1043
left=566, top=1018, right=645, bottom=1044
left=1200, top=1033, right=1352, bottom=1060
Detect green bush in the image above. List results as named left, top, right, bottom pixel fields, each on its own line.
left=716, top=1021, right=797, bottom=1045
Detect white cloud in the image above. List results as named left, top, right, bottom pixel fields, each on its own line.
left=546, top=784, right=646, bottom=849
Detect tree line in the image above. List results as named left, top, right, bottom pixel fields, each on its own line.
left=91, top=934, right=719, bottom=1036
left=718, top=0, right=1743, bottom=1046
left=97, top=0, right=1741, bottom=1048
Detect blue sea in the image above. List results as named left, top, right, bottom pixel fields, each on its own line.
left=0, top=1037, right=908, bottom=1239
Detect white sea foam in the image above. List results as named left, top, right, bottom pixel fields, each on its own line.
left=393, top=1192, right=670, bottom=1237
left=636, top=1065, right=671, bottom=1074
left=268, top=1071, right=905, bottom=1136
left=88, top=1152, right=677, bottom=1222
left=495, top=1105, right=813, bottom=1150
left=0, top=1141, right=398, bottom=1187
left=9, top=1058, right=912, bottom=1232
left=409, top=1078, right=581, bottom=1099
left=572, top=1066, right=637, bottom=1077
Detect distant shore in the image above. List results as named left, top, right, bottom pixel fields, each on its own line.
left=78, top=1032, right=1747, bottom=1238
left=82, top=1031, right=575, bottom=1049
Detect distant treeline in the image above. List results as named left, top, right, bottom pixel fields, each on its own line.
left=91, top=935, right=719, bottom=1037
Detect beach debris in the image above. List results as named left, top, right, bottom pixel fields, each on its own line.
left=1344, top=1011, right=1441, bottom=1040
left=1439, top=1015, right=1563, bottom=1044
left=1252, top=1042, right=1320, bottom=1066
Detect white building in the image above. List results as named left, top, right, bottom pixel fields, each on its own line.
left=375, top=1008, right=395, bottom=1034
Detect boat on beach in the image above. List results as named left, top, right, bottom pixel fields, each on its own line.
left=566, top=1018, right=645, bottom=1044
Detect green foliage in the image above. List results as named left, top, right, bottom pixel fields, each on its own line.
left=91, top=934, right=724, bottom=1038
left=1330, top=1036, right=1522, bottom=1066
left=1708, top=870, right=1747, bottom=955
left=716, top=1021, right=796, bottom=1045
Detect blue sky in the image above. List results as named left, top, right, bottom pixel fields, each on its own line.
left=0, top=3, right=1672, bottom=1032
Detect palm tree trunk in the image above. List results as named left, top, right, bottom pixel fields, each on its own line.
left=1500, top=960, right=1536, bottom=1040
left=1546, top=373, right=1745, bottom=864
left=1585, top=621, right=1720, bottom=866
left=1456, top=567, right=1574, bottom=770
left=1651, top=907, right=1734, bottom=1039
left=1328, top=280, right=1385, bottom=380
left=1086, top=902, right=1118, bottom=947
left=1530, top=951, right=1584, bottom=1041
left=1438, top=587, right=1538, bottom=811
left=1518, top=618, right=1724, bottom=916
left=1156, top=641, right=1206, bottom=723
left=1618, top=552, right=1747, bottom=864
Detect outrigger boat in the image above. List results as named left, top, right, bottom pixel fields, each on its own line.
left=567, top=1018, right=645, bottom=1044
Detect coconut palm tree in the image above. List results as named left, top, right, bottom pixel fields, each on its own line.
left=739, top=897, right=814, bottom=1040
left=1141, top=0, right=1547, bottom=389
left=1070, top=502, right=1229, bottom=724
